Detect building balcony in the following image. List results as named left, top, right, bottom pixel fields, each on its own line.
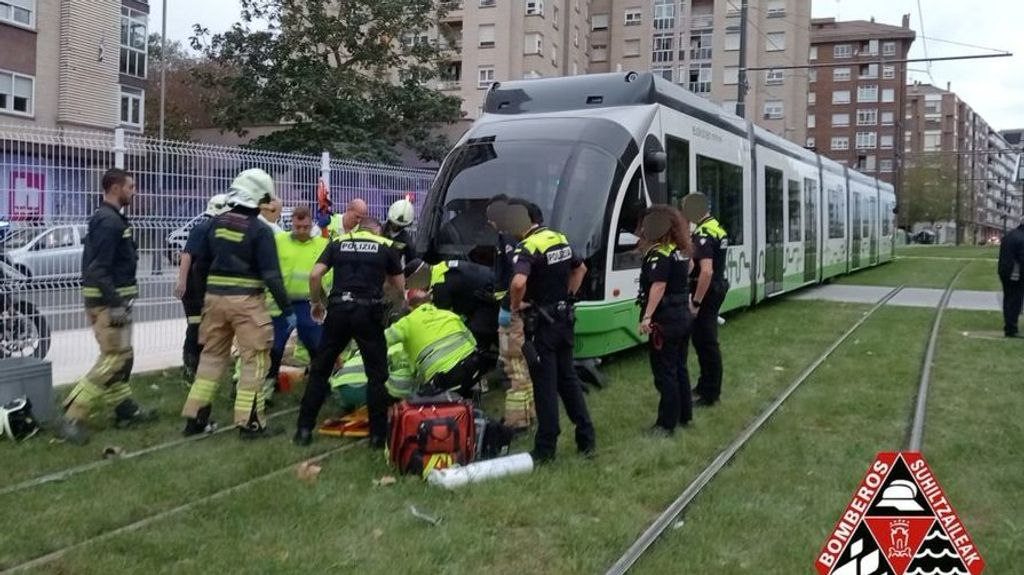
left=690, top=47, right=713, bottom=61
left=438, top=80, right=462, bottom=91
left=440, top=1, right=464, bottom=21
left=691, top=14, right=713, bottom=29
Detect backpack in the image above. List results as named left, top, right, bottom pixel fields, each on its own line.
left=388, top=392, right=475, bottom=479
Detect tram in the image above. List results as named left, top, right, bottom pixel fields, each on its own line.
left=416, top=72, right=896, bottom=359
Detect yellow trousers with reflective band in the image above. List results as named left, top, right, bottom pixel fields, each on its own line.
left=63, top=306, right=134, bottom=421
left=499, top=313, right=535, bottom=429
left=182, top=294, right=273, bottom=427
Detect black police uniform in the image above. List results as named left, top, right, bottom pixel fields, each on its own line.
left=513, top=226, right=595, bottom=460
left=639, top=242, right=693, bottom=431
left=181, top=215, right=214, bottom=381
left=495, top=232, right=517, bottom=305
left=385, top=224, right=417, bottom=264
left=432, top=259, right=500, bottom=371
left=296, top=230, right=402, bottom=442
left=690, top=216, right=729, bottom=404
left=997, top=224, right=1024, bottom=336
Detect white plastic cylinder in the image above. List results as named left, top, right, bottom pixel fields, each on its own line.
left=427, top=453, right=534, bottom=489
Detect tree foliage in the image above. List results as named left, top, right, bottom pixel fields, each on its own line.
left=191, top=0, right=463, bottom=164
left=902, top=157, right=958, bottom=226
left=145, top=33, right=217, bottom=140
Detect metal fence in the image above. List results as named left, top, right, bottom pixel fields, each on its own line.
left=0, top=123, right=436, bottom=384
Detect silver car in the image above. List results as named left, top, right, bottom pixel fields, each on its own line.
left=3, top=226, right=87, bottom=280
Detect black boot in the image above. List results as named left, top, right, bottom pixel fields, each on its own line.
left=293, top=427, right=314, bottom=446
left=239, top=423, right=284, bottom=440
left=182, top=405, right=217, bottom=437
left=55, top=417, right=90, bottom=445
left=114, top=399, right=158, bottom=429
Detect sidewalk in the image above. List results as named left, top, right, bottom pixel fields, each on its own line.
left=791, top=284, right=1001, bottom=312
left=49, top=319, right=184, bottom=386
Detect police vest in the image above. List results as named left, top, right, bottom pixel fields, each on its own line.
left=384, top=303, right=476, bottom=383
left=516, top=227, right=576, bottom=304
left=693, top=217, right=729, bottom=282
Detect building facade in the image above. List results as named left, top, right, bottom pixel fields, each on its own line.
left=805, top=16, right=915, bottom=184
left=905, top=83, right=1023, bottom=241
left=0, top=0, right=149, bottom=132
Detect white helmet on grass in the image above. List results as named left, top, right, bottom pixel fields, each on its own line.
left=387, top=199, right=415, bottom=228
left=227, top=168, right=277, bottom=209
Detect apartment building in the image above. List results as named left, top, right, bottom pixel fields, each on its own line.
left=805, top=16, right=915, bottom=184
left=905, top=83, right=1023, bottom=240
left=0, top=0, right=150, bottom=132
left=1001, top=128, right=1024, bottom=185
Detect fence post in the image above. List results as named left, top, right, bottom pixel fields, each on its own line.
left=113, top=128, right=126, bottom=169
left=320, top=151, right=331, bottom=189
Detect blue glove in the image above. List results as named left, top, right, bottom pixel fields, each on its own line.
left=498, top=308, right=512, bottom=328
left=284, top=313, right=297, bottom=333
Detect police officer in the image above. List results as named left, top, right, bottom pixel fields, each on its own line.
left=637, top=206, right=694, bottom=436
left=293, top=218, right=404, bottom=447
left=384, top=198, right=417, bottom=264
left=998, top=221, right=1024, bottom=337
left=181, top=169, right=294, bottom=439
left=682, top=193, right=729, bottom=407
left=507, top=200, right=595, bottom=463
left=174, top=193, right=229, bottom=385
left=59, top=168, right=155, bottom=444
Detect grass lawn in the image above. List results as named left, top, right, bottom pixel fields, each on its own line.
left=897, top=244, right=999, bottom=260
left=1, top=300, right=870, bottom=574
left=954, top=259, right=1001, bottom=292
left=630, top=307, right=936, bottom=574
left=835, top=258, right=966, bottom=288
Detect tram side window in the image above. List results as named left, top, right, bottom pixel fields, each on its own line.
left=612, top=170, right=647, bottom=270
left=666, top=136, right=690, bottom=203
left=828, top=186, right=845, bottom=238
left=788, top=179, right=802, bottom=242
left=882, top=201, right=892, bottom=236
left=804, top=178, right=818, bottom=241
left=696, top=155, right=744, bottom=245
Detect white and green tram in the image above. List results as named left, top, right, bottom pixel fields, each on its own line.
left=417, top=72, right=896, bottom=359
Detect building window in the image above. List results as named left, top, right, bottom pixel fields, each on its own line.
left=688, top=64, right=711, bottom=94
left=808, top=69, right=817, bottom=83
left=856, top=108, right=878, bottom=126
left=834, top=44, right=853, bottom=58
left=766, top=0, right=786, bottom=17
left=478, top=24, right=495, bottom=48
left=551, top=44, right=558, bottom=66
left=857, top=85, right=878, bottom=103
left=859, top=63, right=878, bottom=79
left=725, top=31, right=740, bottom=51
left=624, top=39, right=640, bottom=57
left=724, top=66, right=739, bottom=85
left=573, top=27, right=579, bottom=47
left=807, top=114, right=816, bottom=129
left=653, top=34, right=673, bottom=63
left=882, top=65, right=896, bottom=80
left=880, top=158, right=894, bottom=172
left=881, top=111, right=894, bottom=126
left=477, top=66, right=495, bottom=89
left=882, top=41, right=896, bottom=56
left=882, top=88, right=895, bottom=103
left=591, top=13, right=609, bottom=30
left=0, top=0, right=34, bottom=27
left=480, top=0, right=496, bottom=7
left=766, top=31, right=785, bottom=51
left=120, top=86, right=144, bottom=129
left=591, top=43, right=608, bottom=61
left=809, top=46, right=818, bottom=61
left=856, top=131, right=877, bottom=149
left=831, top=136, right=849, bottom=151
left=832, top=90, right=851, bottom=104
left=833, top=67, right=851, bottom=82
left=862, top=39, right=879, bottom=55
left=923, top=130, right=942, bottom=151
left=120, top=8, right=149, bottom=78
left=653, top=0, right=675, bottom=30
left=880, top=134, right=894, bottom=149
left=524, top=32, right=543, bottom=55
left=0, top=70, right=34, bottom=116
left=808, top=92, right=816, bottom=105
left=806, top=137, right=816, bottom=148
left=552, top=4, right=559, bottom=27
left=832, top=113, right=850, bottom=127
left=652, top=67, right=673, bottom=82
left=763, top=100, right=784, bottom=120
left=765, top=69, right=784, bottom=85
left=526, top=0, right=544, bottom=16
left=624, top=8, right=642, bottom=26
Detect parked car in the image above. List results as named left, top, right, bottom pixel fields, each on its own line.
left=166, top=209, right=296, bottom=265
left=2, top=225, right=87, bottom=279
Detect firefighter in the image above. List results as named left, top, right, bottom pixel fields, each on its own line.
left=383, top=198, right=417, bottom=264
left=180, top=168, right=294, bottom=439
left=385, top=289, right=480, bottom=397
left=58, top=168, right=155, bottom=444
left=325, top=198, right=368, bottom=240
left=637, top=206, right=694, bottom=436
left=293, top=219, right=404, bottom=447
left=507, top=200, right=595, bottom=463
left=265, top=206, right=329, bottom=388
left=174, top=193, right=229, bottom=385
left=682, top=193, right=729, bottom=407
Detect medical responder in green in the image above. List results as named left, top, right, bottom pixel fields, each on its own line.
left=681, top=193, right=729, bottom=408
left=507, top=199, right=595, bottom=463
left=385, top=289, right=479, bottom=395
left=636, top=206, right=694, bottom=436
left=58, top=168, right=156, bottom=444
left=181, top=168, right=294, bottom=439
left=294, top=220, right=404, bottom=447
left=329, top=343, right=417, bottom=410
left=383, top=198, right=417, bottom=264
left=174, top=193, right=229, bottom=385
left=325, top=198, right=368, bottom=240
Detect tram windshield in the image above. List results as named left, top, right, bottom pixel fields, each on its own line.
left=426, top=138, right=622, bottom=264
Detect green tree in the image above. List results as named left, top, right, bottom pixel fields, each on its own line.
left=901, top=157, right=957, bottom=226
left=191, top=0, right=463, bottom=164
left=145, top=33, right=217, bottom=139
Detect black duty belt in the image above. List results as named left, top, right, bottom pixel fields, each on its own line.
left=329, top=292, right=383, bottom=306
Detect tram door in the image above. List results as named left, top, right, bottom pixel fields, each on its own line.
left=869, top=196, right=879, bottom=265
left=803, top=178, right=818, bottom=283
left=765, top=167, right=785, bottom=295
left=851, top=192, right=862, bottom=269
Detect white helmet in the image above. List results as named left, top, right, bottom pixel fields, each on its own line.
left=227, top=168, right=277, bottom=209
left=205, top=193, right=230, bottom=216
left=387, top=199, right=415, bottom=228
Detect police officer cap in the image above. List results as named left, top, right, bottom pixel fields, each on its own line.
left=403, top=259, right=431, bottom=290
left=681, top=193, right=709, bottom=223
left=640, top=211, right=673, bottom=242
